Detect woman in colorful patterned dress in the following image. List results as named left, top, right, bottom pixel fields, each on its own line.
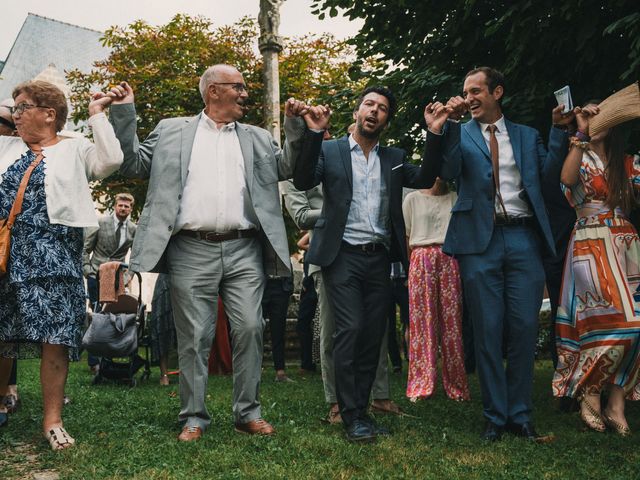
left=403, top=178, right=470, bottom=402
left=553, top=103, right=640, bottom=436
left=0, top=80, right=124, bottom=449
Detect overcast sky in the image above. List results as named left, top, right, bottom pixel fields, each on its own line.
left=1, top=0, right=363, bottom=60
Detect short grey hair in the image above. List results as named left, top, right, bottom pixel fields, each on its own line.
left=199, top=66, right=217, bottom=103
left=198, top=64, right=238, bottom=103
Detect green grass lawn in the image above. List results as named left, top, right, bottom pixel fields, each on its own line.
left=1, top=358, right=639, bottom=479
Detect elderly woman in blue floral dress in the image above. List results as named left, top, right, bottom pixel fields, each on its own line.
left=0, top=80, right=124, bottom=449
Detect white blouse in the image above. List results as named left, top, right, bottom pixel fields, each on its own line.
left=0, top=113, right=123, bottom=227
left=402, top=190, right=457, bottom=247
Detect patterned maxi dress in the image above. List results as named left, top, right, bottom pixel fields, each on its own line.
left=553, top=152, right=640, bottom=400
left=0, top=150, right=85, bottom=360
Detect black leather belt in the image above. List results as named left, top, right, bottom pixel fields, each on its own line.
left=494, top=215, right=534, bottom=227
left=179, top=229, right=258, bottom=242
left=341, top=241, right=386, bottom=254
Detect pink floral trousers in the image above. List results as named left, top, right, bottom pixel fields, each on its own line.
left=406, top=245, right=470, bottom=401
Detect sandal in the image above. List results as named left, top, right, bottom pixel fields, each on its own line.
left=602, top=411, right=631, bottom=437
left=159, top=374, right=170, bottom=386
left=45, top=426, right=76, bottom=451
left=578, top=393, right=606, bottom=432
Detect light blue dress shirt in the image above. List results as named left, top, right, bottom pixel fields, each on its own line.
left=342, top=135, right=390, bottom=248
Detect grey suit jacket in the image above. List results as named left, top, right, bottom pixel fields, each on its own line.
left=109, top=103, right=323, bottom=274
left=82, top=215, right=137, bottom=277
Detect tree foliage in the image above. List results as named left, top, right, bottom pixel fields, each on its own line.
left=67, top=14, right=364, bottom=216
left=311, top=0, right=640, bottom=153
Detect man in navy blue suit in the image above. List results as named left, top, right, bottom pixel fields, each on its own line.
left=427, top=67, right=573, bottom=441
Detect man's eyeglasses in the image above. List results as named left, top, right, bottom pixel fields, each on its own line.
left=9, top=103, right=52, bottom=115
left=212, top=83, right=248, bottom=93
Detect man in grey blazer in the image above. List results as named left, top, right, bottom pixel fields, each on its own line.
left=82, top=192, right=137, bottom=370
left=108, top=64, right=328, bottom=441
left=83, top=193, right=137, bottom=299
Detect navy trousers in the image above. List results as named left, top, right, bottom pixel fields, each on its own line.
left=457, top=224, right=545, bottom=426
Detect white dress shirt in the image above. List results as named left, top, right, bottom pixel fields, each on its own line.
left=479, top=116, right=531, bottom=217
left=342, top=135, right=390, bottom=247
left=175, top=113, right=259, bottom=232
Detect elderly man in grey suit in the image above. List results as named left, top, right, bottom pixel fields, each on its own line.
left=108, top=64, right=328, bottom=441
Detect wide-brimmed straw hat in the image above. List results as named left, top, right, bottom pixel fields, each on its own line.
left=589, top=81, right=640, bottom=136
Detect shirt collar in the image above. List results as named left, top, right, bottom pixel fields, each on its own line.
left=479, top=115, right=506, bottom=133
left=113, top=214, right=128, bottom=226
left=348, top=134, right=379, bottom=153
left=200, top=111, right=236, bottom=132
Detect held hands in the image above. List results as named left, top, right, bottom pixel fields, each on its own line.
left=88, top=82, right=135, bottom=116
left=446, top=96, right=468, bottom=121
left=573, top=104, right=599, bottom=135
left=285, top=98, right=331, bottom=131
left=424, top=102, right=450, bottom=133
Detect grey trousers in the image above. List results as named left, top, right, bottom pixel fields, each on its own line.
left=312, top=271, right=390, bottom=404
left=167, top=235, right=265, bottom=430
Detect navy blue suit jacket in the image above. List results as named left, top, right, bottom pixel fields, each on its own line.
left=293, top=132, right=442, bottom=268
left=438, top=119, right=569, bottom=257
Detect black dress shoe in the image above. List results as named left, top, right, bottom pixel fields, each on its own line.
left=0, top=411, right=8, bottom=428
left=506, top=421, right=540, bottom=441
left=481, top=421, right=503, bottom=442
left=362, top=415, right=391, bottom=436
left=345, top=419, right=376, bottom=443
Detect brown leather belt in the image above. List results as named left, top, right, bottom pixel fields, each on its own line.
left=179, top=229, right=258, bottom=242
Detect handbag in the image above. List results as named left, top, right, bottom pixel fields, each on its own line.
left=0, top=153, right=44, bottom=277
left=81, top=312, right=138, bottom=357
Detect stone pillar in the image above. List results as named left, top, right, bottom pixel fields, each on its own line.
left=259, top=0, right=285, bottom=144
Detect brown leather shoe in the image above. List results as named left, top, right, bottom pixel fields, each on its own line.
left=177, top=426, right=203, bottom=442
left=234, top=418, right=275, bottom=435
left=370, top=399, right=404, bottom=415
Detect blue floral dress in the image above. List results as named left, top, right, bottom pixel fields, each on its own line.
left=0, top=150, right=86, bottom=359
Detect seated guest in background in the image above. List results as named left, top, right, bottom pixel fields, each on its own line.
left=553, top=99, right=640, bottom=436
left=294, top=86, right=442, bottom=442
left=426, top=66, right=573, bottom=441
left=0, top=80, right=124, bottom=449
left=108, top=64, right=328, bottom=441
left=403, top=176, right=470, bottom=402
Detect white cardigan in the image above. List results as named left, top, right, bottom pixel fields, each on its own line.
left=0, top=113, right=123, bottom=227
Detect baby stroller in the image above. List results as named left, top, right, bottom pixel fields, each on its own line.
left=84, top=263, right=151, bottom=386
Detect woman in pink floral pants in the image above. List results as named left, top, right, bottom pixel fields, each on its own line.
left=403, top=180, right=470, bottom=401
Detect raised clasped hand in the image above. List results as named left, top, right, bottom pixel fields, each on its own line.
left=573, top=104, right=599, bottom=135
left=447, top=96, right=468, bottom=121
left=424, top=101, right=450, bottom=134
left=88, top=81, right=134, bottom=116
